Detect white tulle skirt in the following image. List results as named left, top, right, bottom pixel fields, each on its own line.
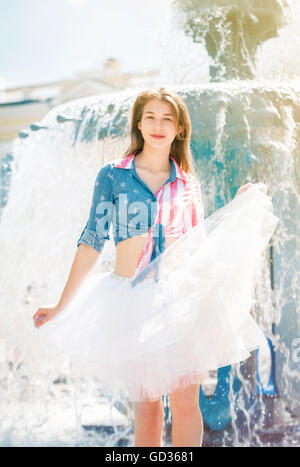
left=35, top=182, right=279, bottom=402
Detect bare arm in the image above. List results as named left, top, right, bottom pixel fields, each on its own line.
left=33, top=244, right=100, bottom=328
left=56, top=243, right=99, bottom=310
left=33, top=163, right=113, bottom=328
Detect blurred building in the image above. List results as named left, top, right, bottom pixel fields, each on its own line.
left=0, top=58, right=159, bottom=143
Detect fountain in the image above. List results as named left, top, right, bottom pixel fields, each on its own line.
left=0, top=0, right=299, bottom=447
left=173, top=0, right=290, bottom=80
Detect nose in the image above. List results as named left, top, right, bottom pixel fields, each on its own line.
left=153, top=119, right=164, bottom=130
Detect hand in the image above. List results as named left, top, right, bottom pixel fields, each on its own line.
left=33, top=305, right=61, bottom=329
left=234, top=183, right=252, bottom=199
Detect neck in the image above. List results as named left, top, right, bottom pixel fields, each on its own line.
left=134, top=144, right=171, bottom=172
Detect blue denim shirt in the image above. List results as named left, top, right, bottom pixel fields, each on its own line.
left=77, top=150, right=203, bottom=283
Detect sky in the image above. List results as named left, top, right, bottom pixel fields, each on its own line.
left=0, top=0, right=173, bottom=89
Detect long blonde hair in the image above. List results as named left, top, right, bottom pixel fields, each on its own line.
left=123, top=87, right=197, bottom=176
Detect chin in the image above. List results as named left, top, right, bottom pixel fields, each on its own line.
left=146, top=139, right=170, bottom=149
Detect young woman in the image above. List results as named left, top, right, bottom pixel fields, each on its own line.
left=33, top=87, right=279, bottom=447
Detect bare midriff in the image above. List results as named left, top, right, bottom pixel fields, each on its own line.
left=114, top=233, right=180, bottom=278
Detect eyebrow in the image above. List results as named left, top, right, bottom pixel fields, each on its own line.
left=144, top=111, right=174, bottom=116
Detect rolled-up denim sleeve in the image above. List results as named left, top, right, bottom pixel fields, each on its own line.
left=77, top=163, right=113, bottom=254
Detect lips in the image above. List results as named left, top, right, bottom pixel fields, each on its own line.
left=151, top=134, right=165, bottom=139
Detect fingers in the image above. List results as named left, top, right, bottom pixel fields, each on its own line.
left=33, top=308, right=44, bottom=319
left=33, top=311, right=44, bottom=321
left=236, top=183, right=252, bottom=197
left=34, top=315, right=47, bottom=328
left=33, top=310, right=47, bottom=328
left=33, top=316, right=41, bottom=328
left=32, top=310, right=39, bottom=319
left=242, top=183, right=252, bottom=190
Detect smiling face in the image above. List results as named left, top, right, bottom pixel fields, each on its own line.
left=137, top=99, right=182, bottom=150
